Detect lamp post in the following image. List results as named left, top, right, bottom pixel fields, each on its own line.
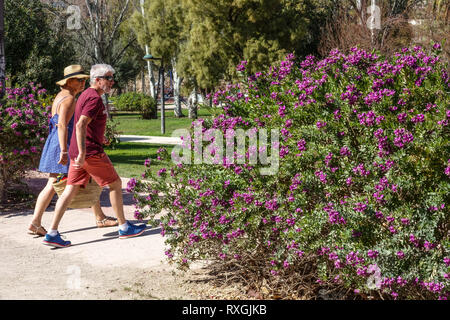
left=143, top=53, right=165, bottom=134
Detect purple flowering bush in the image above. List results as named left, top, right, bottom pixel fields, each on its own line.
left=0, top=84, right=51, bottom=200
left=131, top=44, right=449, bottom=299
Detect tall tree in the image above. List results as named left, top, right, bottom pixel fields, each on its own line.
left=130, top=0, right=186, bottom=117
left=4, top=0, right=77, bottom=92
left=59, top=0, right=135, bottom=66
left=176, top=0, right=329, bottom=89
left=0, top=0, right=5, bottom=98
left=131, top=0, right=329, bottom=118
left=55, top=0, right=141, bottom=109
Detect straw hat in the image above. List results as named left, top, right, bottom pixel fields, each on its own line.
left=56, top=65, right=90, bottom=86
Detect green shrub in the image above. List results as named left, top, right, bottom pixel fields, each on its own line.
left=130, top=44, right=449, bottom=299
left=104, top=118, right=121, bottom=150
left=114, top=92, right=157, bottom=119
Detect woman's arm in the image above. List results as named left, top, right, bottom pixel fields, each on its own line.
left=57, top=96, right=75, bottom=165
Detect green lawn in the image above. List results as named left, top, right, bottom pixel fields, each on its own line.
left=105, top=142, right=173, bottom=178
left=106, top=107, right=218, bottom=178
left=112, top=107, right=216, bottom=137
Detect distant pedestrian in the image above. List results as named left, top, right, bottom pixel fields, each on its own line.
left=43, top=64, right=146, bottom=248
left=29, top=65, right=118, bottom=237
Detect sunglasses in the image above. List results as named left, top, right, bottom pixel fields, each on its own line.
left=98, top=76, right=114, bottom=81
left=75, top=78, right=86, bottom=83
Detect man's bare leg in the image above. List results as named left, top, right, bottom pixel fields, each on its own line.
left=108, top=178, right=126, bottom=225
left=49, top=184, right=81, bottom=230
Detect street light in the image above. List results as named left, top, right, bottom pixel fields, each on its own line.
left=143, top=53, right=165, bottom=134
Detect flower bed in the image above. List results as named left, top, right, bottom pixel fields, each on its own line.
left=130, top=44, right=449, bottom=299
left=0, top=84, right=51, bottom=201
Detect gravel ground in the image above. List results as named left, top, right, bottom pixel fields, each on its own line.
left=0, top=171, right=239, bottom=300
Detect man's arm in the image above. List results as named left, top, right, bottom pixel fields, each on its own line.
left=73, top=115, right=92, bottom=167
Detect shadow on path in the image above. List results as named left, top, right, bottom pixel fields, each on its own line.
left=62, top=228, right=161, bottom=248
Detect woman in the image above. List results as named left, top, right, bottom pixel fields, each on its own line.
left=28, top=65, right=118, bottom=236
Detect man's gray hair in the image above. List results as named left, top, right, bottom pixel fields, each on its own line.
left=90, top=64, right=115, bottom=85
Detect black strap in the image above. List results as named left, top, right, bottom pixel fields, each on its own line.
left=63, top=71, right=87, bottom=79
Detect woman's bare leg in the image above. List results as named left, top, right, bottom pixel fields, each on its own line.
left=30, top=173, right=58, bottom=227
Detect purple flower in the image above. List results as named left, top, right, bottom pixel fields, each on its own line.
left=236, top=60, right=248, bottom=72
left=315, top=170, right=328, bottom=184
left=397, top=113, right=407, bottom=123
left=324, top=203, right=346, bottom=225
left=157, top=168, right=167, bottom=176
left=444, top=257, right=450, bottom=266
left=424, top=241, right=436, bottom=251
left=264, top=199, right=279, bottom=211
left=316, top=120, right=327, bottom=129
left=353, top=202, right=367, bottom=213
left=389, top=226, right=397, bottom=234
left=133, top=210, right=143, bottom=220
left=394, top=128, right=414, bottom=148
left=340, top=146, right=351, bottom=157
left=297, top=139, right=306, bottom=152
left=368, top=250, right=379, bottom=259
left=346, top=177, right=353, bottom=186
left=401, top=218, right=410, bottom=225
left=409, top=234, right=420, bottom=247
left=126, top=178, right=137, bottom=192
left=411, top=113, right=425, bottom=123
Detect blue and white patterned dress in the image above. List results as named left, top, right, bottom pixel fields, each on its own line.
left=38, top=96, right=74, bottom=174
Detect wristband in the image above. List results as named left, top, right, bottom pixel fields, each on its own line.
left=61, top=151, right=68, bottom=154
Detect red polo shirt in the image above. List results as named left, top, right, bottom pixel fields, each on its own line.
left=69, top=88, right=107, bottom=159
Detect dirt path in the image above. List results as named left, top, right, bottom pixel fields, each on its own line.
left=0, top=172, right=217, bottom=300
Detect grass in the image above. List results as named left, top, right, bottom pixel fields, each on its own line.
left=112, top=107, right=216, bottom=137
left=105, top=142, right=173, bottom=178
left=107, top=107, right=218, bottom=178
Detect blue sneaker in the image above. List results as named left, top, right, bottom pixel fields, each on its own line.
left=43, top=232, right=71, bottom=248
left=119, top=222, right=146, bottom=239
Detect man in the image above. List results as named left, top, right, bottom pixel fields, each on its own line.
left=43, top=64, right=146, bottom=248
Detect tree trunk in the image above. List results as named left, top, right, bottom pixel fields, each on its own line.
left=152, top=67, right=161, bottom=119
left=172, top=58, right=184, bottom=118
left=149, top=61, right=156, bottom=99
left=102, top=93, right=112, bottom=120
left=188, top=87, right=198, bottom=119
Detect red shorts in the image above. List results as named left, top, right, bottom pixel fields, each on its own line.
left=67, top=153, right=120, bottom=187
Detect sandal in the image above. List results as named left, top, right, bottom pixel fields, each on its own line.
left=96, top=216, right=119, bottom=228
left=28, top=223, right=47, bottom=237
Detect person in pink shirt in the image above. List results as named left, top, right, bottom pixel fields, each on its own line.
left=43, top=64, right=146, bottom=248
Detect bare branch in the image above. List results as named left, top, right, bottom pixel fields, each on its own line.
left=106, top=0, right=131, bottom=52
left=111, top=37, right=137, bottom=66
